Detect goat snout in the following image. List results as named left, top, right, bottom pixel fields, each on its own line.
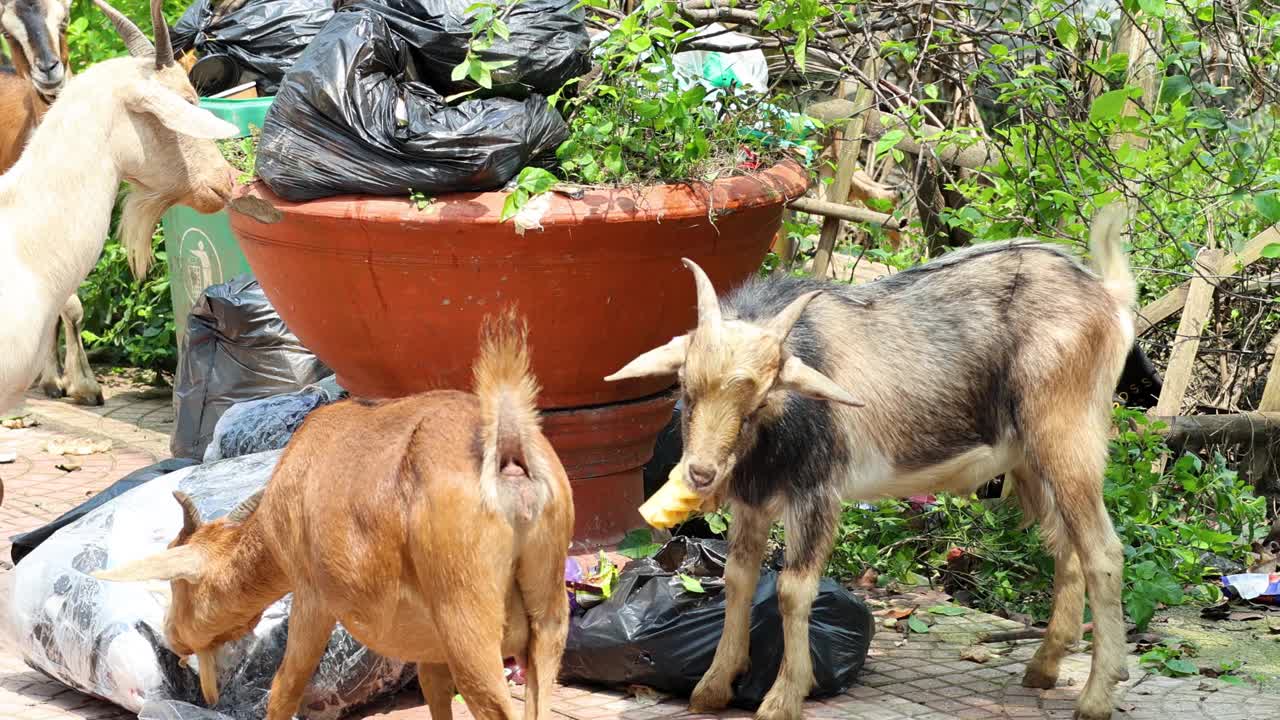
left=686, top=462, right=717, bottom=490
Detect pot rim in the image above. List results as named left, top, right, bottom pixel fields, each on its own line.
left=230, top=160, right=809, bottom=227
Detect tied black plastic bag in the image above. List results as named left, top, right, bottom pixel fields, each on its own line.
left=202, top=375, right=345, bottom=463
left=343, top=0, right=591, bottom=96
left=171, top=0, right=336, bottom=95
left=560, top=537, right=874, bottom=707
left=172, top=274, right=330, bottom=460
left=255, top=9, right=569, bottom=201
left=9, top=458, right=199, bottom=566
left=7, top=450, right=415, bottom=718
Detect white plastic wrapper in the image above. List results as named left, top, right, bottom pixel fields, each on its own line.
left=7, top=450, right=414, bottom=719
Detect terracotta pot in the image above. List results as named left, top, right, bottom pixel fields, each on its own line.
left=227, top=161, right=807, bottom=546
left=227, top=161, right=807, bottom=407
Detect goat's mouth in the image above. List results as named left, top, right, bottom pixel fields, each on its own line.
left=32, top=80, right=63, bottom=102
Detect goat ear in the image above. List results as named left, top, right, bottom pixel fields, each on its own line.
left=92, top=545, right=207, bottom=583
left=605, top=335, right=689, bottom=382
left=775, top=356, right=864, bottom=407
left=124, top=84, right=240, bottom=139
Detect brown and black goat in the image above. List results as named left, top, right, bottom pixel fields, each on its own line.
left=607, top=205, right=1135, bottom=720
left=95, top=310, right=574, bottom=720
left=2, top=0, right=104, bottom=406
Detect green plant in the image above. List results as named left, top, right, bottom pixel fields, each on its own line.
left=217, top=125, right=260, bottom=184
left=449, top=0, right=522, bottom=97
left=1139, top=639, right=1200, bottom=677
left=78, top=196, right=177, bottom=372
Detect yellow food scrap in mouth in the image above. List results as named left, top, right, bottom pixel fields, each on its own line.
left=638, top=464, right=704, bottom=529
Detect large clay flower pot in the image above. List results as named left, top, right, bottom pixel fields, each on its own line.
left=227, top=161, right=808, bottom=547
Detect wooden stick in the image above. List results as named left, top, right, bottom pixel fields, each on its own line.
left=1259, top=331, right=1280, bottom=414
left=979, top=621, right=1138, bottom=643
left=861, top=109, right=997, bottom=170
left=813, top=59, right=880, bottom=280
left=789, top=197, right=902, bottom=229
left=1135, top=224, right=1280, bottom=335
left=1152, top=412, right=1280, bottom=450
left=1151, top=248, right=1225, bottom=418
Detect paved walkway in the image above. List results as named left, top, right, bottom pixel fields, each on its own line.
left=0, top=385, right=1274, bottom=719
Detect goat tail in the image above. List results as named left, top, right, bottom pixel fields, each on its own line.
left=473, top=307, right=549, bottom=523
left=1088, top=203, right=1135, bottom=311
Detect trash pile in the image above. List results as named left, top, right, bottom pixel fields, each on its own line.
left=560, top=536, right=875, bottom=707
left=254, top=0, right=588, bottom=200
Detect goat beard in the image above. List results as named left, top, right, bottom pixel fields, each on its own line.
left=119, top=190, right=175, bottom=282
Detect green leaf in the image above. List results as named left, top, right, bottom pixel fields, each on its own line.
left=907, top=617, right=930, bottom=634
left=492, top=18, right=510, bottom=40
left=875, top=129, right=906, bottom=158
left=1090, top=88, right=1130, bottom=123
left=618, top=529, right=661, bottom=559
left=1055, top=16, right=1078, bottom=51
left=679, top=574, right=706, bottom=594
left=990, top=43, right=1008, bottom=58
left=1261, top=243, right=1280, bottom=259
left=1253, top=192, right=1280, bottom=224
left=627, top=35, right=652, bottom=53
left=499, top=191, right=524, bottom=222
left=451, top=60, right=470, bottom=82
left=476, top=64, right=493, bottom=89
left=1160, top=75, right=1192, bottom=104
left=793, top=35, right=807, bottom=72
left=927, top=605, right=967, bottom=616
left=1138, top=0, right=1166, bottom=17
left=1164, top=658, right=1198, bottom=676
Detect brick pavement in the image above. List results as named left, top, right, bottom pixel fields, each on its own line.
left=0, top=387, right=1274, bottom=719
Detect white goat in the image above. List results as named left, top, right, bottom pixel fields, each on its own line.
left=0, top=0, right=238, bottom=414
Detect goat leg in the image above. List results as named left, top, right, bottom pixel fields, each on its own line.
left=754, top=500, right=840, bottom=720
left=690, top=505, right=771, bottom=712
left=418, top=664, right=454, bottom=720
left=34, top=314, right=65, bottom=399
left=59, top=294, right=103, bottom=406
left=265, top=598, right=335, bottom=720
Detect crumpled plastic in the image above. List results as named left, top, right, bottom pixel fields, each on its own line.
left=6, top=450, right=415, bottom=719
left=255, top=7, right=569, bottom=201
left=172, top=274, right=330, bottom=460
left=1221, top=573, right=1280, bottom=604
left=202, top=376, right=344, bottom=463
left=9, top=458, right=199, bottom=566
left=171, top=0, right=336, bottom=95
left=559, top=537, right=874, bottom=707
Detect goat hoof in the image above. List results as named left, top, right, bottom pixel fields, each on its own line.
left=38, top=381, right=65, bottom=399
left=69, top=390, right=105, bottom=407
left=753, top=692, right=803, bottom=720
left=1073, top=709, right=1113, bottom=720
left=1021, top=666, right=1059, bottom=690
left=689, top=679, right=734, bottom=713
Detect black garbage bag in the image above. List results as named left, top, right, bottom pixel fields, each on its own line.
left=255, top=8, right=568, bottom=201
left=560, top=537, right=874, bottom=708
left=343, top=0, right=591, bottom=96
left=9, top=450, right=415, bottom=718
left=9, top=458, right=199, bottom=566
left=202, top=375, right=344, bottom=462
left=172, top=274, right=330, bottom=460
left=171, top=0, right=336, bottom=95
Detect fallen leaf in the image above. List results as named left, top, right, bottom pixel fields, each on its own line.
left=928, top=605, right=967, bottom=616
left=56, top=459, right=81, bottom=472
left=45, top=438, right=111, bottom=456
left=1, top=415, right=37, bottom=429
left=626, top=685, right=663, bottom=707
left=882, top=605, right=917, bottom=620
left=908, top=616, right=930, bottom=634
left=960, top=645, right=995, bottom=664
left=856, top=568, right=879, bottom=589
left=0, top=452, right=15, bottom=464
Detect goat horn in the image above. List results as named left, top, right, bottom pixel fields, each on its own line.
left=173, top=491, right=202, bottom=535
left=680, top=258, right=722, bottom=331
left=92, top=0, right=154, bottom=58
left=768, top=290, right=823, bottom=340
left=227, top=489, right=265, bottom=523
left=151, top=0, right=174, bottom=68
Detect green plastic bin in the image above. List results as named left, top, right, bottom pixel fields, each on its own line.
left=162, top=96, right=273, bottom=346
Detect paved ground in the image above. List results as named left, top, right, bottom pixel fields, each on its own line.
left=0, top=385, right=1275, bottom=719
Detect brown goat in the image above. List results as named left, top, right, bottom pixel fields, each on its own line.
left=608, top=206, right=1135, bottom=720
left=96, top=310, right=574, bottom=720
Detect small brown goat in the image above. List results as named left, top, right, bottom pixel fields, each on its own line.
left=608, top=206, right=1135, bottom=720
left=96, top=310, right=574, bottom=720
